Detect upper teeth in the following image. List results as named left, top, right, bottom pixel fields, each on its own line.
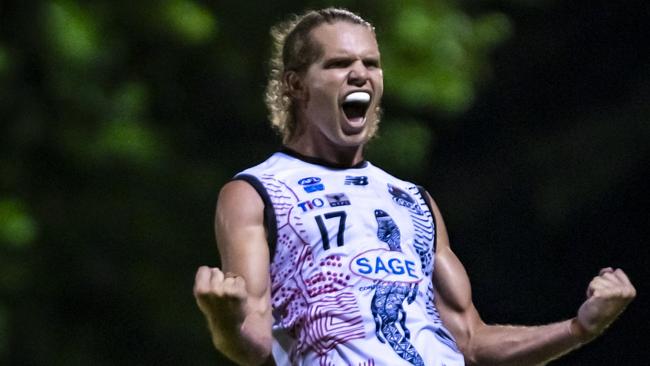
left=345, top=92, right=370, bottom=103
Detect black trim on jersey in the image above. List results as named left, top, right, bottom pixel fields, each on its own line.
left=417, top=185, right=437, bottom=253
left=281, top=147, right=369, bottom=170
left=231, top=174, right=278, bottom=260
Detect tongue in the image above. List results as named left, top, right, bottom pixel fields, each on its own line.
left=343, top=104, right=366, bottom=121
left=345, top=92, right=370, bottom=103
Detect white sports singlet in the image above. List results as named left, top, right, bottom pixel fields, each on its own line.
left=235, top=149, right=464, bottom=366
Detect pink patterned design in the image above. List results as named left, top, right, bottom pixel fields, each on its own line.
left=301, top=292, right=365, bottom=355
left=303, top=254, right=351, bottom=297
left=262, top=174, right=364, bottom=358
left=261, top=175, right=307, bottom=336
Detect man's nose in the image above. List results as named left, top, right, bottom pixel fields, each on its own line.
left=348, top=62, right=369, bottom=86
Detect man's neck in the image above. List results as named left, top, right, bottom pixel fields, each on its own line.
left=285, top=139, right=365, bottom=168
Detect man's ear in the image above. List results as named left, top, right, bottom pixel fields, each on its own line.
left=285, top=71, right=306, bottom=100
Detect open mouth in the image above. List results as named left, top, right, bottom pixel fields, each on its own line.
left=342, top=91, right=371, bottom=123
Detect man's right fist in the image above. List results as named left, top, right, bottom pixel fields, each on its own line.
left=193, top=266, right=249, bottom=326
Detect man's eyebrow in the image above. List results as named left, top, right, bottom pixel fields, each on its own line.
left=321, top=54, right=353, bottom=63
left=323, top=52, right=380, bottom=60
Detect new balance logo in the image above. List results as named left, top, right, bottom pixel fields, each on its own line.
left=345, top=176, right=368, bottom=186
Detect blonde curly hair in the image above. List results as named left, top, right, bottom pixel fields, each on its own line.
left=265, top=8, right=375, bottom=144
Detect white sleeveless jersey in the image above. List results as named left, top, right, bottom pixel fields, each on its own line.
left=235, top=150, right=464, bottom=366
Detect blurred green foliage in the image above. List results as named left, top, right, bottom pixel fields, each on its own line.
left=380, top=0, right=512, bottom=113
left=0, top=198, right=37, bottom=247
left=162, top=0, right=218, bottom=44
left=1, top=0, right=647, bottom=365
left=46, top=1, right=102, bottom=64
left=366, top=119, right=434, bottom=179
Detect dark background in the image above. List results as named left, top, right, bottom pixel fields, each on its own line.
left=1, top=0, right=648, bottom=365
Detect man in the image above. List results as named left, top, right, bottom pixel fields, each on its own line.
left=193, top=8, right=635, bottom=366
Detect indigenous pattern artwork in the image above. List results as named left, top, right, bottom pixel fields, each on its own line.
left=236, top=151, right=465, bottom=365
left=371, top=209, right=424, bottom=365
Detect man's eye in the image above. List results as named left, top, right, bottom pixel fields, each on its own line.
left=365, top=61, right=379, bottom=68
left=326, top=60, right=350, bottom=68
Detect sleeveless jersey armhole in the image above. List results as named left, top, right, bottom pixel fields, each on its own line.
left=417, top=185, right=437, bottom=253
left=231, top=174, right=278, bottom=260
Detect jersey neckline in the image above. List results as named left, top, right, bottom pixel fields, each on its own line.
left=280, top=147, right=369, bottom=170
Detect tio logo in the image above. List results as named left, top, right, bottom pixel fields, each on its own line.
left=297, top=198, right=325, bottom=212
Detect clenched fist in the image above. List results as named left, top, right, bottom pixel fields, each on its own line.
left=575, top=267, right=636, bottom=340
left=193, top=266, right=249, bottom=329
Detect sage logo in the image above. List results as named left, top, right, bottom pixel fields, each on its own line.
left=298, top=177, right=324, bottom=193
left=350, top=248, right=421, bottom=283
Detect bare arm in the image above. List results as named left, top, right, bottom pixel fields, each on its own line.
left=193, top=180, right=274, bottom=366
left=427, top=192, right=636, bottom=366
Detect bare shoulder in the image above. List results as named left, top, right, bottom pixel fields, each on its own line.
left=218, top=179, right=264, bottom=209
left=215, top=178, right=267, bottom=252
left=215, top=179, right=270, bottom=289
left=216, top=179, right=265, bottom=225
